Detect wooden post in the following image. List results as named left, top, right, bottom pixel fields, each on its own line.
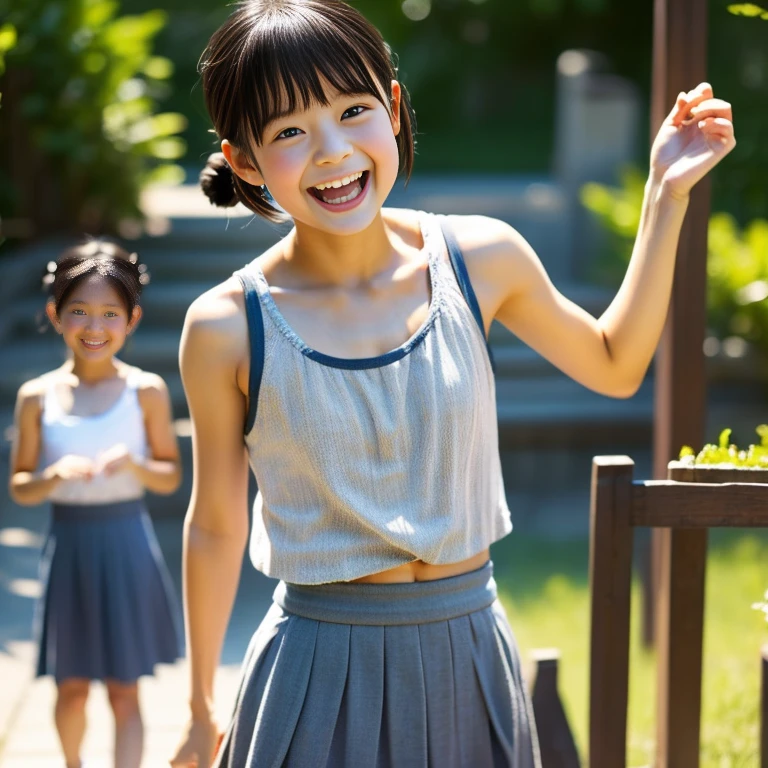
left=644, top=0, right=712, bottom=649
left=762, top=644, right=768, bottom=768
left=530, top=649, right=581, bottom=768
left=648, top=0, right=712, bottom=764
left=588, top=457, right=634, bottom=768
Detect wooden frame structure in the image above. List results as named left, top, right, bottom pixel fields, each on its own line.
left=589, top=457, right=768, bottom=768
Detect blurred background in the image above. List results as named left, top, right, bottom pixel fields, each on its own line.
left=0, top=0, right=767, bottom=765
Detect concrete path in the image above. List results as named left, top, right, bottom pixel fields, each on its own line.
left=0, top=475, right=278, bottom=767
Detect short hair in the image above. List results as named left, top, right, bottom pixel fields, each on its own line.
left=198, top=0, right=416, bottom=221
left=45, top=239, right=147, bottom=317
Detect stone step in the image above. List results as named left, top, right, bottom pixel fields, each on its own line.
left=129, top=212, right=289, bottom=254
left=134, top=248, right=261, bottom=281
left=496, top=375, right=654, bottom=449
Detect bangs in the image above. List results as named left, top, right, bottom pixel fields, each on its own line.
left=200, top=0, right=416, bottom=220
left=237, top=6, right=393, bottom=148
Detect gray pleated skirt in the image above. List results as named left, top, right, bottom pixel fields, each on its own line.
left=215, top=562, right=541, bottom=768
left=34, top=499, right=182, bottom=683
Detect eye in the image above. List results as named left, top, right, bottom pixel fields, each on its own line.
left=276, top=127, right=303, bottom=140
left=71, top=309, right=86, bottom=315
left=105, top=312, right=118, bottom=318
left=342, top=105, right=367, bottom=120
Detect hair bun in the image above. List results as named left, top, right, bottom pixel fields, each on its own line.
left=200, top=152, right=239, bottom=208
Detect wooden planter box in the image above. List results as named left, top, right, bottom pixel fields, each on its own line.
left=588, top=457, right=768, bottom=768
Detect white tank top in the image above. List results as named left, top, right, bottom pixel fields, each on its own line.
left=239, top=212, right=512, bottom=584
left=41, top=368, right=148, bottom=505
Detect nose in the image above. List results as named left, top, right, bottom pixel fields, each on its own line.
left=313, top=122, right=353, bottom=166
left=85, top=315, right=104, bottom=334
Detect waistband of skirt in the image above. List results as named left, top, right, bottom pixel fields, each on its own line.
left=51, top=498, right=146, bottom=522
left=273, top=561, right=498, bottom=626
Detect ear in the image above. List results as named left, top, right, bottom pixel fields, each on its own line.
left=127, top=306, right=143, bottom=335
left=221, top=140, right=265, bottom=187
left=45, top=301, right=62, bottom=334
left=390, top=80, right=402, bottom=137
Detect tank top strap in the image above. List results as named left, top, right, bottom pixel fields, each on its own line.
left=124, top=366, right=143, bottom=391
left=436, top=215, right=496, bottom=371
left=234, top=266, right=265, bottom=435
left=42, top=375, right=62, bottom=420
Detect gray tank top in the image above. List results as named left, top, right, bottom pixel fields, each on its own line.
left=236, top=211, right=511, bottom=584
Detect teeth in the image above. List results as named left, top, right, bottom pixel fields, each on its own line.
left=82, top=340, right=106, bottom=347
left=320, top=183, right=363, bottom=205
left=314, top=171, right=363, bottom=191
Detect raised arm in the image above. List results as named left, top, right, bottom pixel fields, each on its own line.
left=459, top=83, right=735, bottom=398
left=171, top=282, right=251, bottom=768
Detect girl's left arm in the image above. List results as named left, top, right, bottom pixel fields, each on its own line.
left=461, top=83, right=735, bottom=398
left=106, top=373, right=181, bottom=494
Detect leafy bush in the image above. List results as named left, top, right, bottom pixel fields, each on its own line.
left=679, top=425, right=768, bottom=467
left=0, top=0, right=186, bottom=236
left=581, top=169, right=768, bottom=358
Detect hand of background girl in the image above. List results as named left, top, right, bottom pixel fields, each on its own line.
left=97, top=442, right=137, bottom=476
left=455, top=83, right=734, bottom=404
left=649, top=82, right=736, bottom=200
left=46, top=454, right=96, bottom=482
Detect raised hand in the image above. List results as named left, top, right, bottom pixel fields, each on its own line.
left=650, top=82, right=736, bottom=199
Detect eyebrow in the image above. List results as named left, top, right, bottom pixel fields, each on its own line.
left=68, top=300, right=123, bottom=308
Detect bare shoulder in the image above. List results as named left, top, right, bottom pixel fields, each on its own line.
left=440, top=214, right=548, bottom=316
left=14, top=367, right=65, bottom=414
left=15, top=376, right=46, bottom=417
left=446, top=215, right=533, bottom=266
left=131, top=368, right=171, bottom=409
left=182, top=276, right=249, bottom=359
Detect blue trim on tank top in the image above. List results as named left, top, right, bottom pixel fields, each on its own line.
left=248, top=215, right=444, bottom=372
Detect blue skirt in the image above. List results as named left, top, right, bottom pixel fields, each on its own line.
left=215, top=562, right=541, bottom=768
left=34, top=499, right=182, bottom=683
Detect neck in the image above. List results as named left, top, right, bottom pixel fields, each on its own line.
left=66, top=354, right=120, bottom=385
left=289, top=213, right=397, bottom=288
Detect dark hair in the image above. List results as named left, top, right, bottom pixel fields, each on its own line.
left=44, top=239, right=149, bottom=318
left=198, top=0, right=416, bottom=221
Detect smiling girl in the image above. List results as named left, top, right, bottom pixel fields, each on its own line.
left=170, top=1, right=735, bottom=766
left=9, top=240, right=183, bottom=768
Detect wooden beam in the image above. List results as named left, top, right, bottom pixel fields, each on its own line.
left=650, top=0, right=711, bottom=764
left=631, top=481, right=768, bottom=527
left=588, top=457, right=634, bottom=768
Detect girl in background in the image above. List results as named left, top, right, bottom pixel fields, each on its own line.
left=171, top=1, right=735, bottom=765
left=10, top=240, right=183, bottom=768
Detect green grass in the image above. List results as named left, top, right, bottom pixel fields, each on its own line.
left=490, top=530, right=768, bottom=767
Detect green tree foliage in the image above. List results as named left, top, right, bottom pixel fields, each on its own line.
left=581, top=169, right=768, bottom=360
left=0, top=0, right=186, bottom=236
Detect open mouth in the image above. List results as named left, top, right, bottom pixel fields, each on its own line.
left=309, top=171, right=369, bottom=207
left=81, top=339, right=108, bottom=350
